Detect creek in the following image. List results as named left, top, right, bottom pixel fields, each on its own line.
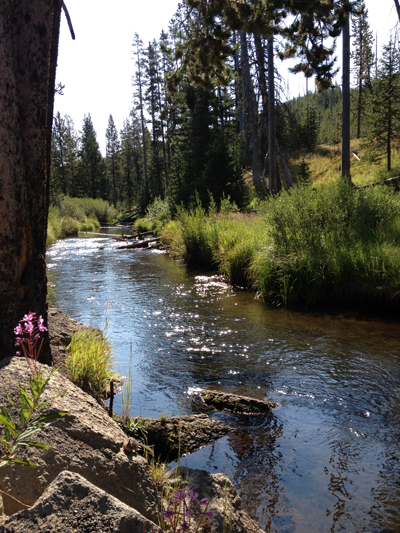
left=47, top=231, right=400, bottom=533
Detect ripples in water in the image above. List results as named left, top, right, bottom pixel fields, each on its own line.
left=48, top=234, right=400, bottom=533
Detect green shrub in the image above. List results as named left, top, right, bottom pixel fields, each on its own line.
left=80, top=217, right=100, bottom=232
left=66, top=330, right=114, bottom=402
left=61, top=216, right=80, bottom=236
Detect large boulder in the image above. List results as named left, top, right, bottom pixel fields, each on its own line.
left=164, top=467, right=264, bottom=533
left=0, top=357, right=159, bottom=521
left=0, top=470, right=159, bottom=533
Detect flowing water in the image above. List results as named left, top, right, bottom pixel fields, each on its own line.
left=47, top=232, right=400, bottom=533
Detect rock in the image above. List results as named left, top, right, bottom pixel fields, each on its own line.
left=0, top=470, right=159, bottom=533
left=200, top=390, right=277, bottom=416
left=126, top=414, right=230, bottom=461
left=48, top=307, right=100, bottom=349
left=0, top=495, right=4, bottom=527
left=164, top=466, right=263, bottom=533
left=0, top=357, right=159, bottom=522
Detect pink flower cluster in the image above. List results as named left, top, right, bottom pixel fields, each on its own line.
left=15, top=312, right=47, bottom=376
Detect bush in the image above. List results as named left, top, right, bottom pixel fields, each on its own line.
left=61, top=216, right=80, bottom=236
left=66, top=330, right=114, bottom=402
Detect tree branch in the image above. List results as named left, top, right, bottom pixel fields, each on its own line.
left=60, top=1, right=75, bottom=40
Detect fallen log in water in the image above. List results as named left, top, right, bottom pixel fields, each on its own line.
left=117, top=237, right=161, bottom=249
left=79, top=232, right=125, bottom=240
left=124, top=230, right=155, bottom=240
left=199, top=389, right=277, bottom=415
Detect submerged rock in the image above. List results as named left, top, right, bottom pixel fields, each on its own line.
left=121, top=414, right=230, bottom=462
left=0, top=357, right=159, bottom=522
left=200, top=390, right=277, bottom=415
left=164, top=466, right=264, bottom=533
left=0, top=471, right=158, bottom=533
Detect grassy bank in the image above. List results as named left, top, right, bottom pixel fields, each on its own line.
left=47, top=197, right=118, bottom=245
left=160, top=182, right=400, bottom=309
left=290, top=141, right=400, bottom=188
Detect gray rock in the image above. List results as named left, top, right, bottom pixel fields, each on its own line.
left=0, top=357, right=159, bottom=522
left=48, top=307, right=100, bottom=349
left=164, top=467, right=264, bottom=533
left=0, top=470, right=159, bottom=533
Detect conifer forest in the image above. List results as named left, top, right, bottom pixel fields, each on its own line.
left=50, top=1, right=400, bottom=212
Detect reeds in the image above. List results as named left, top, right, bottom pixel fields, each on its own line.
left=66, top=329, right=114, bottom=401
left=162, top=181, right=400, bottom=309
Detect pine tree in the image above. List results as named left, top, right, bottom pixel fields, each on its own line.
left=105, top=114, right=121, bottom=207
left=351, top=2, right=375, bottom=139
left=132, top=34, right=149, bottom=196
left=365, top=36, right=400, bottom=172
left=144, top=40, right=166, bottom=200
left=78, top=114, right=105, bottom=199
left=300, top=96, right=318, bottom=152
left=51, top=113, right=79, bottom=197
left=120, top=119, right=136, bottom=211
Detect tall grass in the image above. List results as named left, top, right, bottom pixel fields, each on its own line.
left=290, top=141, right=400, bottom=188
left=66, top=329, right=114, bottom=401
left=163, top=182, right=400, bottom=309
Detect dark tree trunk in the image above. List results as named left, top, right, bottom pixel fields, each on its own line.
left=341, top=19, right=351, bottom=183
left=0, top=0, right=61, bottom=364
left=267, top=37, right=277, bottom=193
left=240, top=32, right=261, bottom=187
left=394, top=0, right=400, bottom=22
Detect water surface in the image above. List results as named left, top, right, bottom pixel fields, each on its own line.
left=47, top=233, right=400, bottom=533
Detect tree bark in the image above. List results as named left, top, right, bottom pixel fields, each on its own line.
left=240, top=32, right=261, bottom=187
left=0, top=0, right=61, bottom=363
left=267, top=37, right=277, bottom=193
left=341, top=19, right=351, bottom=183
left=394, top=0, right=400, bottom=23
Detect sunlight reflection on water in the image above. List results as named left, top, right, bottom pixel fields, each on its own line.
left=48, top=233, right=400, bottom=533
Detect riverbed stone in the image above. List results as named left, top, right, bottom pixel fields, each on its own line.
left=200, top=390, right=277, bottom=415
left=164, top=466, right=264, bottom=533
left=0, top=470, right=158, bottom=533
left=0, top=357, right=159, bottom=521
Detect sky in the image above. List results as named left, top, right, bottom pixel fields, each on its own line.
left=55, top=0, right=399, bottom=154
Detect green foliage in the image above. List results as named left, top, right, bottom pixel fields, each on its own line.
left=0, top=369, right=68, bottom=468
left=47, top=197, right=117, bottom=245
left=253, top=181, right=400, bottom=305
left=364, top=36, right=400, bottom=172
left=66, top=330, right=114, bottom=402
left=163, top=182, right=400, bottom=308
left=146, top=196, right=172, bottom=224
left=296, top=158, right=311, bottom=185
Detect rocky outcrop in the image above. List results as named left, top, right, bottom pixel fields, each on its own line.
left=164, top=466, right=264, bottom=533
left=0, top=357, right=159, bottom=521
left=200, top=390, right=277, bottom=415
left=0, top=471, right=158, bottom=533
left=124, top=414, right=230, bottom=461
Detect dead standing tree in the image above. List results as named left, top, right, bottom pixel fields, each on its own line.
left=0, top=0, right=69, bottom=363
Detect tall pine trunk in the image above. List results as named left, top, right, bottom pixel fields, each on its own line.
left=0, top=0, right=61, bottom=363
left=240, top=32, right=261, bottom=187
left=341, top=19, right=351, bottom=183
left=267, top=37, right=277, bottom=193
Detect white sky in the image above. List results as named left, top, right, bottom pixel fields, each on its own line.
left=55, top=0, right=398, bottom=153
